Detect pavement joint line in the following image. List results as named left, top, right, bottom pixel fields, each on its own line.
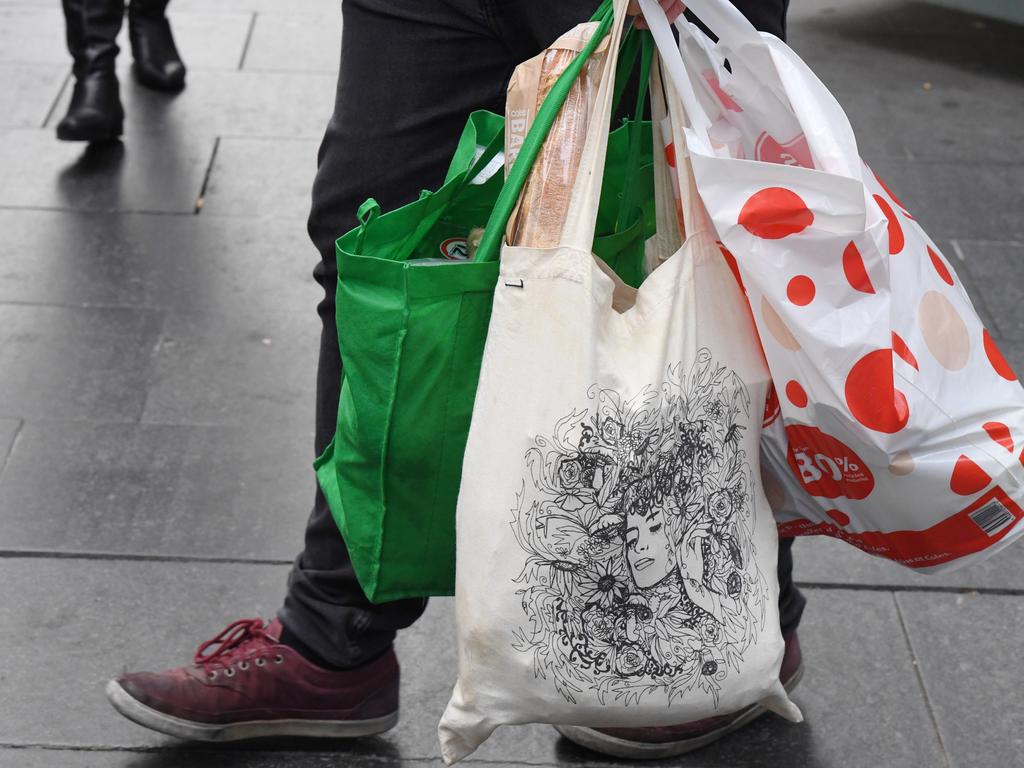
left=215, top=133, right=322, bottom=142
left=237, top=11, right=259, bottom=71
left=0, top=741, right=576, bottom=767
left=795, top=581, right=1024, bottom=597
left=39, top=69, right=72, bottom=129
left=194, top=135, right=222, bottom=214
left=0, top=549, right=292, bottom=567
left=0, top=418, right=24, bottom=485
left=0, top=204, right=200, bottom=217
left=892, top=593, right=953, bottom=768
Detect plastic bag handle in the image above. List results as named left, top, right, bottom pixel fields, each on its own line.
left=672, top=0, right=762, bottom=48
left=556, top=0, right=632, bottom=253
left=637, top=0, right=716, bottom=154
left=473, top=4, right=618, bottom=263
left=655, top=0, right=862, bottom=178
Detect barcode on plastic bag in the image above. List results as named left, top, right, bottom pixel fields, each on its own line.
left=969, top=498, right=1016, bottom=537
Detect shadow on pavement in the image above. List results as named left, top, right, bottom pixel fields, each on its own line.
left=56, top=140, right=126, bottom=204
left=117, top=736, right=405, bottom=768
left=802, top=1, right=1024, bottom=83
left=552, top=714, right=828, bottom=767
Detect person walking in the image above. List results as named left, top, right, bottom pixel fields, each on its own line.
left=57, top=0, right=186, bottom=143
left=105, top=0, right=804, bottom=759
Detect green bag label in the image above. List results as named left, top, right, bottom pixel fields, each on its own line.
left=440, top=237, right=470, bottom=261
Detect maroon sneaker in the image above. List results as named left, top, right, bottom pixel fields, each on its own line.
left=555, top=631, right=804, bottom=760
left=106, top=618, right=399, bottom=741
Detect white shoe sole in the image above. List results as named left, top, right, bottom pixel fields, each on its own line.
left=554, top=664, right=804, bottom=760
left=105, top=679, right=399, bottom=742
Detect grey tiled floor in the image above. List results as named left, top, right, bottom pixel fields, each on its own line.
left=0, top=1, right=1022, bottom=766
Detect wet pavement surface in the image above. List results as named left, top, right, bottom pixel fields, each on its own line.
left=0, top=0, right=1022, bottom=765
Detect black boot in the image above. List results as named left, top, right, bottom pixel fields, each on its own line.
left=57, top=0, right=125, bottom=142
left=128, top=0, right=186, bottom=92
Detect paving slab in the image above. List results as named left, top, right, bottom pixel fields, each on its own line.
left=124, top=9, right=254, bottom=72
left=791, top=44, right=1024, bottom=165
left=199, top=137, right=319, bottom=221
left=0, top=559, right=289, bottom=750
left=0, top=747, right=528, bottom=768
left=790, top=0, right=1024, bottom=167
left=0, top=209, right=319, bottom=316
left=0, top=420, right=311, bottom=561
left=954, top=240, right=1024, bottom=340
left=242, top=11, right=341, bottom=73
left=790, top=0, right=1024, bottom=51
left=140, top=308, right=318, bottom=429
left=794, top=535, right=1024, bottom=592
left=859, top=156, right=1024, bottom=242
left=0, top=303, right=162, bottom=423
left=0, top=6, right=67, bottom=64
left=0, top=128, right=211, bottom=214
left=153, top=214, right=321, bottom=317
left=0, top=64, right=68, bottom=129
left=44, top=67, right=336, bottom=142
left=897, top=591, right=1024, bottom=767
left=0, top=418, right=20, bottom=471
left=0, top=748, right=457, bottom=768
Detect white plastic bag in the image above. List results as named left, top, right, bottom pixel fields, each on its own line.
left=641, top=0, right=1024, bottom=572
left=438, top=3, right=800, bottom=761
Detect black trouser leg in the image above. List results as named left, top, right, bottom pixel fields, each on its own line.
left=62, top=0, right=124, bottom=77
left=280, top=0, right=803, bottom=669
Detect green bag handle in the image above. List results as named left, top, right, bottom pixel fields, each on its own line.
left=455, top=21, right=640, bottom=192
left=474, top=5, right=615, bottom=264
left=444, top=113, right=506, bottom=188
left=615, top=32, right=653, bottom=231
left=448, top=0, right=621, bottom=190
left=364, top=2, right=633, bottom=266
left=611, top=26, right=641, bottom=119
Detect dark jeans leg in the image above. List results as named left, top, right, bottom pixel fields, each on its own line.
left=776, top=537, right=805, bottom=635
left=279, top=0, right=537, bottom=669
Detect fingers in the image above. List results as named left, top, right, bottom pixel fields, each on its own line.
left=664, top=0, right=686, bottom=23
left=632, top=0, right=686, bottom=29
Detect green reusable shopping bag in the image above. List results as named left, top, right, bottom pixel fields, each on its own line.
left=316, top=17, right=656, bottom=602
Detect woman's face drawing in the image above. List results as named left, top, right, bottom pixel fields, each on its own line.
left=624, top=500, right=675, bottom=589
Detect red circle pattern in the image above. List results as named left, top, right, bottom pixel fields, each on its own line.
left=787, top=275, right=816, bottom=306
left=739, top=187, right=814, bottom=240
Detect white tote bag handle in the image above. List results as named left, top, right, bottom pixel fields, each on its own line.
left=648, top=55, right=713, bottom=244
left=641, top=0, right=862, bottom=179
left=557, top=0, right=633, bottom=252
left=638, top=0, right=718, bottom=158
left=646, top=59, right=682, bottom=261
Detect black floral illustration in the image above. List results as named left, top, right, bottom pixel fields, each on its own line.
left=510, top=350, right=768, bottom=708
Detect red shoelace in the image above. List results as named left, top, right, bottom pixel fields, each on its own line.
left=193, top=618, right=269, bottom=668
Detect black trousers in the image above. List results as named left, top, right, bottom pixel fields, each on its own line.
left=278, top=0, right=804, bottom=669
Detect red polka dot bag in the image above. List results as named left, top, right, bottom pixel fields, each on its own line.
left=642, top=0, right=1024, bottom=572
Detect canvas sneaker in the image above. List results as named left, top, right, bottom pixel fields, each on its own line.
left=554, top=631, right=804, bottom=760
left=106, top=618, right=399, bottom=741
